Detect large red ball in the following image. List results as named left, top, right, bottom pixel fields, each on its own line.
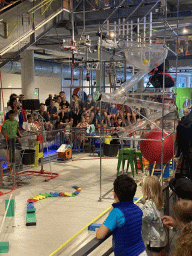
left=140, top=129, right=174, bottom=164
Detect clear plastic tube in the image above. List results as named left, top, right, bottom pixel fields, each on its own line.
left=102, top=40, right=168, bottom=98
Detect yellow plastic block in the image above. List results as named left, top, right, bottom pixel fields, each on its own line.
left=77, top=188, right=81, bottom=191
left=64, top=192, right=72, bottom=197
left=38, top=195, right=45, bottom=200
left=32, top=195, right=41, bottom=200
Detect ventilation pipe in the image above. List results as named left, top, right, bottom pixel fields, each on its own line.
left=0, top=60, right=132, bottom=80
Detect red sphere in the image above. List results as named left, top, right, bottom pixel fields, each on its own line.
left=140, top=129, right=174, bottom=164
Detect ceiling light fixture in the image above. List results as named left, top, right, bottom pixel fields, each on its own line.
left=109, top=31, right=116, bottom=38
left=183, top=28, right=188, bottom=34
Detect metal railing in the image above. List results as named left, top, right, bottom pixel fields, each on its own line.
left=67, top=182, right=176, bottom=256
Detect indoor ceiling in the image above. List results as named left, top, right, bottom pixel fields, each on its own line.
left=26, top=0, right=192, bottom=68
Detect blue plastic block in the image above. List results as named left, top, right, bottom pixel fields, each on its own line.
left=53, top=192, right=60, bottom=196
left=50, top=192, right=57, bottom=196
left=88, top=223, right=102, bottom=231
left=74, top=191, right=80, bottom=194
left=27, top=203, right=34, bottom=209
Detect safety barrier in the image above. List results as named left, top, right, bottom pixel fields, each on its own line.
left=50, top=182, right=176, bottom=256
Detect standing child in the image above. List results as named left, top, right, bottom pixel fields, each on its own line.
left=2, top=110, right=22, bottom=141
left=96, top=174, right=146, bottom=256
left=1, top=110, right=22, bottom=161
left=141, top=176, right=167, bottom=256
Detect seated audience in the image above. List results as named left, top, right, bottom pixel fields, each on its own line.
left=60, top=95, right=70, bottom=113
left=59, top=91, right=65, bottom=101
left=107, top=103, right=118, bottom=126
left=95, top=101, right=110, bottom=120
left=18, top=94, right=27, bottom=123
left=95, top=109, right=106, bottom=131
left=45, top=94, right=52, bottom=106
left=56, top=107, right=70, bottom=129
left=25, top=114, right=39, bottom=133
left=76, top=116, right=88, bottom=151
left=82, top=94, right=95, bottom=123
left=55, top=96, right=62, bottom=113
left=71, top=95, right=81, bottom=127
left=7, top=93, right=17, bottom=108
left=47, top=99, right=58, bottom=122
left=114, top=117, right=124, bottom=127
left=38, top=103, right=53, bottom=131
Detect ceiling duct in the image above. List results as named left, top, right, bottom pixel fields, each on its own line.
left=0, top=60, right=133, bottom=80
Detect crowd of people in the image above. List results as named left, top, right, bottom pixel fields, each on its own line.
left=0, top=91, right=177, bottom=150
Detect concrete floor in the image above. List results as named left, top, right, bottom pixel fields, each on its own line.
left=0, top=152, right=160, bottom=256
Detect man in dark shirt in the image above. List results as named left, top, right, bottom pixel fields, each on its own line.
left=47, top=100, right=58, bottom=122
left=83, top=94, right=95, bottom=123
left=60, top=95, right=70, bottom=111
left=45, top=94, right=52, bottom=106
left=39, top=103, right=53, bottom=131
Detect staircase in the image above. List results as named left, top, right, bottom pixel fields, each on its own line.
left=0, top=0, right=70, bottom=67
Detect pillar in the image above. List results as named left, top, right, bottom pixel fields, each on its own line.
left=186, top=75, right=191, bottom=88
left=21, top=50, right=35, bottom=99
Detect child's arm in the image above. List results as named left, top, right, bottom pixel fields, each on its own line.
left=140, top=202, right=154, bottom=223
left=96, top=207, right=119, bottom=240
left=96, top=224, right=111, bottom=240
left=1, top=127, right=9, bottom=139
left=17, top=128, right=22, bottom=138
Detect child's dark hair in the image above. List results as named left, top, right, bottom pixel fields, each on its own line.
left=27, top=114, right=32, bottom=119
left=8, top=110, right=15, bottom=116
left=114, top=174, right=137, bottom=202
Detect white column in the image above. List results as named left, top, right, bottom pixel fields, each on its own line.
left=21, top=50, right=35, bottom=99
left=186, top=75, right=191, bottom=88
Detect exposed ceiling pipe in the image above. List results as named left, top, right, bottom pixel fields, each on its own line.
left=0, top=60, right=133, bottom=80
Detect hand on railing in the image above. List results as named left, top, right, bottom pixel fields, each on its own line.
left=161, top=216, right=177, bottom=229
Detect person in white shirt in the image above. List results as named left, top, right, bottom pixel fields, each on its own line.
left=25, top=114, right=39, bottom=133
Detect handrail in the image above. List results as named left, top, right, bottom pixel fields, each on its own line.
left=69, top=183, right=170, bottom=256
left=0, top=0, right=21, bottom=13
left=71, top=232, right=112, bottom=256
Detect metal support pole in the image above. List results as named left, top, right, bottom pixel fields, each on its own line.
left=126, top=21, right=129, bottom=40
left=149, top=12, right=152, bottom=44
left=137, top=18, right=140, bottom=43
left=114, top=21, right=116, bottom=43
left=161, top=0, right=167, bottom=187
left=107, top=20, right=109, bottom=36
left=143, top=16, right=146, bottom=43
left=122, top=18, right=125, bottom=37
left=61, top=63, right=63, bottom=90
left=131, top=20, right=133, bottom=42
left=118, top=18, right=121, bottom=36
left=99, top=100, right=102, bottom=201
left=124, top=58, right=126, bottom=83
